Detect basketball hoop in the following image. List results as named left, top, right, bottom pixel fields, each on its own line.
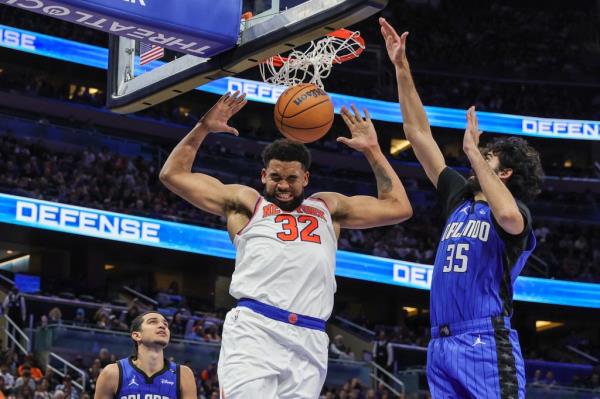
left=260, top=29, right=365, bottom=90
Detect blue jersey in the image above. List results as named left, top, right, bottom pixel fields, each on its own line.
left=430, top=168, right=536, bottom=326
left=115, top=357, right=179, bottom=399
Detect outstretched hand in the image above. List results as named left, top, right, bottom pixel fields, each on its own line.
left=198, top=91, right=247, bottom=135
left=463, top=106, right=482, bottom=155
left=379, top=17, right=409, bottom=70
left=337, top=105, right=379, bottom=152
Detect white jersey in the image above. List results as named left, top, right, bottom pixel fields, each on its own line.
left=230, top=196, right=337, bottom=320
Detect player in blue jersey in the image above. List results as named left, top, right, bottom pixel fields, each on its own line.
left=94, top=311, right=197, bottom=399
left=380, top=18, right=544, bottom=399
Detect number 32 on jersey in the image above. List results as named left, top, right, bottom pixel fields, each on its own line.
left=274, top=214, right=321, bottom=244
left=443, top=243, right=469, bottom=272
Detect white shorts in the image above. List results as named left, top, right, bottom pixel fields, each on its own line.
left=217, top=306, right=329, bottom=399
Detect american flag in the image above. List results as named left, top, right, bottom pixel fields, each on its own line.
left=139, top=42, right=164, bottom=65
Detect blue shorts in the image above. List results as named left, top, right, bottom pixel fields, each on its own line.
left=427, top=316, right=525, bottom=399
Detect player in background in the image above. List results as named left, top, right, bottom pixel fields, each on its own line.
left=94, top=311, right=197, bottom=399
left=380, top=17, right=544, bottom=399
left=159, top=92, right=412, bottom=398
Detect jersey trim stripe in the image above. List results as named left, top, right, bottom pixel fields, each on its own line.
left=176, top=365, right=181, bottom=399
left=308, top=196, right=331, bottom=213
left=492, top=317, right=519, bottom=398
left=127, top=357, right=170, bottom=383
left=115, top=360, right=123, bottom=399
left=235, top=196, right=263, bottom=236
left=499, top=256, right=513, bottom=317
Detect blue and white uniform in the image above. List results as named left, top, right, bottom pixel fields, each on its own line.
left=427, top=168, right=536, bottom=399
left=115, top=357, right=179, bottom=399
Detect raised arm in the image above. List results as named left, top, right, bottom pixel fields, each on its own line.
left=314, top=106, right=412, bottom=229
left=380, top=18, right=446, bottom=187
left=463, top=107, right=524, bottom=235
left=159, top=92, right=258, bottom=217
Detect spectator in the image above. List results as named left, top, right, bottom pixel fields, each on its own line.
left=185, top=320, right=205, bottom=341
left=203, top=324, right=221, bottom=344
left=541, top=371, right=557, bottom=386
left=372, top=330, right=394, bottom=378
left=123, top=302, right=141, bottom=326
left=108, top=315, right=127, bottom=331
left=97, top=349, right=110, bottom=368
left=72, top=308, right=86, bottom=326
left=47, top=308, right=62, bottom=325
left=16, top=383, right=34, bottom=399
left=0, top=375, right=8, bottom=399
left=34, top=378, right=51, bottom=399
left=169, top=311, right=186, bottom=336
left=7, top=352, right=20, bottom=375
left=199, top=363, right=218, bottom=397
left=42, top=369, right=59, bottom=391
left=86, top=359, right=102, bottom=392
left=0, top=364, right=15, bottom=390
left=329, top=334, right=355, bottom=361
left=93, top=307, right=112, bottom=330
left=14, top=368, right=36, bottom=392
left=69, top=356, right=87, bottom=384
left=531, top=369, right=543, bottom=387
left=55, top=375, right=78, bottom=399
left=18, top=357, right=43, bottom=381
left=3, top=287, right=26, bottom=328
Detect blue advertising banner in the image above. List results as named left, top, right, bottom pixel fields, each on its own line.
left=220, top=78, right=600, bottom=141
left=0, top=0, right=241, bottom=57
left=0, top=193, right=598, bottom=309
left=2, top=24, right=599, bottom=141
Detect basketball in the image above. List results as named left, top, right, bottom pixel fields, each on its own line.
left=274, top=83, right=334, bottom=143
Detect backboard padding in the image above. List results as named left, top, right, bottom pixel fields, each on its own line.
left=107, top=0, right=388, bottom=113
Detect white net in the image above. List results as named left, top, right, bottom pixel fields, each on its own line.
left=259, top=30, right=364, bottom=89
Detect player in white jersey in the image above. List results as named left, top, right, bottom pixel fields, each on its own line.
left=159, top=92, right=413, bottom=399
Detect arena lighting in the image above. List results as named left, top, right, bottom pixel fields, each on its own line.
left=0, top=254, right=30, bottom=270
left=535, top=320, right=564, bottom=332
left=390, top=138, right=411, bottom=156
left=402, top=306, right=418, bottom=317
left=0, top=193, right=599, bottom=309
left=1, top=24, right=599, bottom=141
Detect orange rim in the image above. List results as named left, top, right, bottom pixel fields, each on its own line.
left=327, top=28, right=365, bottom=63
left=265, top=28, right=364, bottom=67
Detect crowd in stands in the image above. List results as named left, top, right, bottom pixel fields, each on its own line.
left=1, top=128, right=599, bottom=282
left=1, top=286, right=405, bottom=398
left=529, top=369, right=600, bottom=392
left=320, top=378, right=397, bottom=399
left=1, top=1, right=600, bottom=120
left=0, top=346, right=399, bottom=399
left=3, top=272, right=599, bottom=397
left=378, top=1, right=598, bottom=81
left=0, top=349, right=92, bottom=399
left=0, top=5, right=107, bottom=47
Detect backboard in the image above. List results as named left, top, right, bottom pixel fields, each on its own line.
left=107, top=0, right=388, bottom=114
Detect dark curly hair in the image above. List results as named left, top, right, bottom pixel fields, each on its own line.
left=261, top=139, right=311, bottom=170
left=481, top=137, right=544, bottom=203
